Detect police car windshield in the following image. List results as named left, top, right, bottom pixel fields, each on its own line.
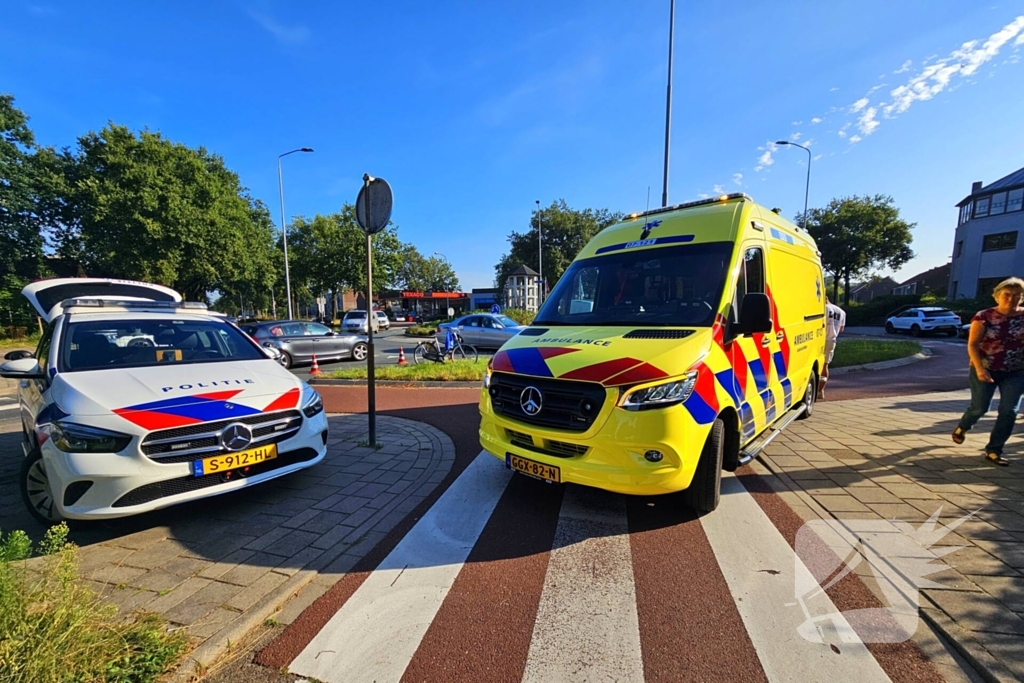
left=535, top=242, right=733, bottom=327
left=61, top=319, right=266, bottom=372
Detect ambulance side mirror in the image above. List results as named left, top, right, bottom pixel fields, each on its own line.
left=737, top=293, right=773, bottom=335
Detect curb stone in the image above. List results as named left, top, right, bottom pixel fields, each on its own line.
left=831, top=347, right=932, bottom=375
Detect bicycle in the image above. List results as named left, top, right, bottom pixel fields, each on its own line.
left=413, top=330, right=479, bottom=363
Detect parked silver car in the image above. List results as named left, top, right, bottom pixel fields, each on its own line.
left=241, top=320, right=368, bottom=368
left=435, top=314, right=527, bottom=350
left=342, top=310, right=369, bottom=334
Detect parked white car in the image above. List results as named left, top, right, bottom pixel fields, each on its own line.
left=884, top=306, right=961, bottom=337
left=376, top=311, right=390, bottom=331
left=0, top=278, right=327, bottom=523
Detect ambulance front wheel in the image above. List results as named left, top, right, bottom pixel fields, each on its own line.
left=683, top=418, right=723, bottom=515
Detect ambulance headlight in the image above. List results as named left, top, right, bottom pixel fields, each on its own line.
left=620, top=372, right=698, bottom=411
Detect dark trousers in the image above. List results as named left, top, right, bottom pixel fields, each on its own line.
left=958, top=366, right=1024, bottom=455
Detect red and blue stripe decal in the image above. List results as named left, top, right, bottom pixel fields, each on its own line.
left=681, top=363, right=719, bottom=425
left=114, top=388, right=300, bottom=430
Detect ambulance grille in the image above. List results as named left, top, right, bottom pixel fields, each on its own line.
left=518, top=328, right=549, bottom=336
left=505, top=429, right=589, bottom=458
left=489, top=372, right=606, bottom=432
left=622, top=329, right=694, bottom=339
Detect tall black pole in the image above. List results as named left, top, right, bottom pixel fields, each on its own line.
left=661, top=0, right=675, bottom=208
left=363, top=176, right=376, bottom=447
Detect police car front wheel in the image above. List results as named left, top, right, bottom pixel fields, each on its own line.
left=20, top=450, right=64, bottom=525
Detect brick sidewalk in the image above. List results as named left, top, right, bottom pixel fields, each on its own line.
left=760, top=390, right=1024, bottom=681
left=48, top=414, right=454, bottom=681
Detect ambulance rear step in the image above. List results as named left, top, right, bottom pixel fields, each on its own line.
left=736, top=403, right=807, bottom=466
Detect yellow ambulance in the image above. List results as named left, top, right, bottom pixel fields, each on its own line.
left=479, top=193, right=826, bottom=512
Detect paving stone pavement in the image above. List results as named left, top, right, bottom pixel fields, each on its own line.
left=760, top=389, right=1024, bottom=682
left=8, top=414, right=454, bottom=682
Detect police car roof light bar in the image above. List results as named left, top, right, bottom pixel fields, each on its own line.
left=61, top=298, right=208, bottom=311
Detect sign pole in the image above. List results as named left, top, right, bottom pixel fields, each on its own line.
left=363, top=175, right=377, bottom=447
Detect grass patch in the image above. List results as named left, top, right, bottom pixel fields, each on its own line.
left=0, top=333, right=40, bottom=355
left=404, top=325, right=437, bottom=337
left=0, top=523, right=188, bottom=682
left=831, top=339, right=921, bottom=368
left=325, top=358, right=487, bottom=382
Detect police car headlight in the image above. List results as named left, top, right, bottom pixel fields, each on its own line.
left=620, top=372, right=698, bottom=411
left=302, top=388, right=324, bottom=418
left=50, top=422, right=133, bottom=453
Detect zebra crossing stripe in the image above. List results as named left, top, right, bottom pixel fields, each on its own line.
left=0, top=402, right=18, bottom=412
left=701, top=473, right=890, bottom=682
left=522, top=485, right=644, bottom=682
left=288, top=453, right=512, bottom=683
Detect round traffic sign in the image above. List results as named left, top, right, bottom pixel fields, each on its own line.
left=356, top=176, right=393, bottom=235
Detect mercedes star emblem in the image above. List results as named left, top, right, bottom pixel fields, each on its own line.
left=520, top=386, right=543, bottom=416
left=220, top=423, right=253, bottom=452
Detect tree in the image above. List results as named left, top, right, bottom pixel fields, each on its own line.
left=804, top=195, right=915, bottom=306
left=287, top=205, right=404, bottom=318
left=494, top=200, right=622, bottom=295
left=0, top=94, right=48, bottom=322
left=395, top=245, right=460, bottom=292
left=52, top=124, right=280, bottom=302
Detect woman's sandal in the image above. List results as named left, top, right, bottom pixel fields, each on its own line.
left=951, top=427, right=966, bottom=444
left=985, top=452, right=1010, bottom=466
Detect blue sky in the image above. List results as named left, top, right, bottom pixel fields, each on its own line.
left=4, top=1, right=1024, bottom=292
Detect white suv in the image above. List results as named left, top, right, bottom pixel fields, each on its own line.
left=0, top=278, right=328, bottom=523
left=884, top=306, right=961, bottom=337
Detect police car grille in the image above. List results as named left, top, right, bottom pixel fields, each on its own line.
left=489, top=372, right=606, bottom=432
left=140, top=410, right=303, bottom=463
left=112, top=447, right=320, bottom=508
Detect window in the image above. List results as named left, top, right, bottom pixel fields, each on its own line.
left=35, top=320, right=56, bottom=375
left=955, top=241, right=963, bottom=257
left=982, top=231, right=1017, bottom=252
left=304, top=323, right=332, bottom=336
left=974, top=196, right=990, bottom=218
left=991, top=192, right=1007, bottom=215
left=960, top=202, right=973, bottom=224
left=978, top=277, right=1010, bottom=297
left=281, top=323, right=306, bottom=336
left=1008, top=188, right=1023, bottom=213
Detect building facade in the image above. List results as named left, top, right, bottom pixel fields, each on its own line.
left=504, top=264, right=543, bottom=312
left=948, top=166, right=1024, bottom=299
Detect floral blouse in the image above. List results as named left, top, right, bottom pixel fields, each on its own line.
left=973, top=307, right=1024, bottom=371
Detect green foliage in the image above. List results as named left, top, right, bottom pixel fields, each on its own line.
left=405, top=324, right=438, bottom=337
left=0, top=523, right=188, bottom=682
left=50, top=124, right=279, bottom=303
left=804, top=195, right=915, bottom=306
left=831, top=339, right=920, bottom=368
left=395, top=246, right=460, bottom=293
left=494, top=200, right=622, bottom=294
left=841, top=294, right=923, bottom=326
left=287, top=206, right=404, bottom=318
left=499, top=308, right=536, bottom=325
left=325, top=357, right=488, bottom=381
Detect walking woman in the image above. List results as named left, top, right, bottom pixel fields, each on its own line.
left=952, top=277, right=1024, bottom=465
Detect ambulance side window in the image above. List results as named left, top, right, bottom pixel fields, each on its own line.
left=734, top=247, right=765, bottom=319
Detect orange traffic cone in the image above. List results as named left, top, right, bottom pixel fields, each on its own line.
left=310, top=354, right=321, bottom=375
left=398, top=347, right=408, bottom=365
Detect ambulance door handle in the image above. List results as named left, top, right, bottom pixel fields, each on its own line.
left=775, top=332, right=785, bottom=342
left=760, top=337, right=771, bottom=347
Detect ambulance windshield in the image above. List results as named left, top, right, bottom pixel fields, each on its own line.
left=535, top=242, right=733, bottom=327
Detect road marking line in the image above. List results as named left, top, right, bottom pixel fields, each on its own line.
left=0, top=403, right=19, bottom=412
left=701, top=473, right=890, bottom=682
left=288, top=452, right=512, bottom=683
left=522, top=485, right=644, bottom=683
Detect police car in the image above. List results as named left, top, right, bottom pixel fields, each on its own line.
left=0, top=278, right=328, bottom=523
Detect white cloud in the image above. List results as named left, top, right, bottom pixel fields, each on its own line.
left=791, top=120, right=802, bottom=126
left=884, top=15, right=1024, bottom=117
left=857, top=107, right=880, bottom=135
left=791, top=132, right=803, bottom=141
left=713, top=184, right=725, bottom=194
left=813, top=154, right=824, bottom=161
left=697, top=193, right=711, bottom=199
left=811, top=117, right=823, bottom=124
left=851, top=97, right=870, bottom=113
left=1016, top=33, right=1024, bottom=45
left=868, top=83, right=886, bottom=93
left=732, top=173, right=743, bottom=186
left=829, top=86, right=840, bottom=92
left=838, top=122, right=851, bottom=138
left=894, top=60, right=913, bottom=74
left=849, top=135, right=863, bottom=144
left=753, top=141, right=778, bottom=172
left=248, top=9, right=311, bottom=45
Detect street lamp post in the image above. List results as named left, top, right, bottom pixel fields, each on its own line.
left=277, top=147, right=314, bottom=319
left=775, top=140, right=811, bottom=229
left=662, top=0, right=675, bottom=208
left=434, top=251, right=450, bottom=318
left=535, top=199, right=543, bottom=308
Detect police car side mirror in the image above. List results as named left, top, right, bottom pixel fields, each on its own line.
left=737, top=293, right=773, bottom=335
left=4, top=349, right=34, bottom=361
left=0, top=357, right=45, bottom=379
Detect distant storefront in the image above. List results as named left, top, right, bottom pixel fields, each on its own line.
left=378, top=290, right=469, bottom=320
